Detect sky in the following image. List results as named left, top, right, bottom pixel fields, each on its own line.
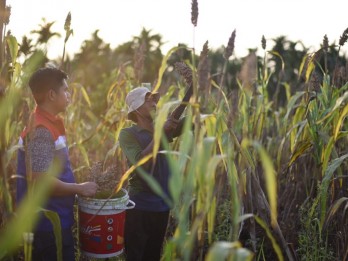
left=6, top=0, right=348, bottom=60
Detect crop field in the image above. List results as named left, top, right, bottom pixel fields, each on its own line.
left=0, top=1, right=348, bottom=260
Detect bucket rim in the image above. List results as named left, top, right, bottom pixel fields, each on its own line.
left=78, top=188, right=128, bottom=202
left=81, top=248, right=124, bottom=259
left=77, top=188, right=130, bottom=210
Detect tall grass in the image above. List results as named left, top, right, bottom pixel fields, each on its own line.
left=1, top=4, right=348, bottom=261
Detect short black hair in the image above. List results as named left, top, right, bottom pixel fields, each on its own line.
left=28, top=67, right=68, bottom=103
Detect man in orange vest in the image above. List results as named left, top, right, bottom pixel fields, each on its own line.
left=17, top=67, right=98, bottom=260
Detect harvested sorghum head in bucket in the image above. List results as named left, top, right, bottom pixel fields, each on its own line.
left=87, top=162, right=123, bottom=198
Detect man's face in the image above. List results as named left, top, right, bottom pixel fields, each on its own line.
left=51, top=80, right=70, bottom=113
left=137, top=93, right=157, bottom=120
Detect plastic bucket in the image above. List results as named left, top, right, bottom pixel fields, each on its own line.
left=78, top=188, right=135, bottom=258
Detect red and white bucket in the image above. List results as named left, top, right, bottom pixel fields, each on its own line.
left=78, top=188, right=135, bottom=258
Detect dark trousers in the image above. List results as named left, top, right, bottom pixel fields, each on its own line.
left=124, top=209, right=169, bottom=261
left=32, top=229, right=75, bottom=261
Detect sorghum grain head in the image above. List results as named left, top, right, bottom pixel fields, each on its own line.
left=191, top=0, right=198, bottom=27
left=339, top=27, right=348, bottom=47
left=224, top=29, right=236, bottom=60
left=261, top=35, right=266, bottom=50
left=323, top=34, right=329, bottom=52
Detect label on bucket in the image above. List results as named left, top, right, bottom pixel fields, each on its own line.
left=79, top=209, right=125, bottom=257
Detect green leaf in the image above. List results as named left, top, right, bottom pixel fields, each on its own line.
left=168, top=114, right=194, bottom=204
left=43, top=210, right=62, bottom=261
left=268, top=51, right=284, bottom=71
left=226, top=148, right=241, bottom=241
left=254, top=216, right=284, bottom=261
left=153, top=46, right=182, bottom=93
left=288, top=140, right=312, bottom=167
left=320, top=153, right=348, bottom=228
left=77, top=143, right=90, bottom=167
left=305, top=59, right=315, bottom=83
left=211, top=80, right=230, bottom=110
left=6, top=35, right=18, bottom=65
left=153, top=100, right=179, bottom=159
left=205, top=241, right=253, bottom=261
left=321, top=136, right=335, bottom=174
left=167, top=150, right=187, bottom=204
left=317, top=90, right=348, bottom=124
left=298, top=54, right=316, bottom=82
left=334, top=103, right=348, bottom=140
left=207, top=196, right=216, bottom=244
left=298, top=54, right=308, bottom=79
left=113, top=154, right=153, bottom=195
left=239, top=138, right=255, bottom=170
left=284, top=91, right=305, bottom=121
left=201, top=114, right=217, bottom=137
left=252, top=142, right=277, bottom=227
left=80, top=86, right=91, bottom=107
left=0, top=162, right=60, bottom=258
left=323, top=197, right=348, bottom=231
left=5, top=144, right=22, bottom=167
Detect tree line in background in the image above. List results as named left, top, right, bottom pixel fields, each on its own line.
left=12, top=15, right=347, bottom=116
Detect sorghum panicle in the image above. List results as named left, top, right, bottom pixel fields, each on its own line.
left=323, top=34, right=329, bottom=52
left=224, top=29, right=236, bottom=60
left=198, top=41, right=210, bottom=93
left=191, top=0, right=198, bottom=27
left=339, top=27, right=348, bottom=46
left=175, top=62, right=193, bottom=87
left=64, top=12, right=71, bottom=31
left=312, top=49, right=323, bottom=65
left=310, top=71, right=322, bottom=92
left=261, top=35, right=266, bottom=50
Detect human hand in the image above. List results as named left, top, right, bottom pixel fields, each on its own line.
left=77, top=182, right=98, bottom=197
left=163, top=117, right=180, bottom=141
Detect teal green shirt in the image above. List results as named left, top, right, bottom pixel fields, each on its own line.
left=119, top=125, right=171, bottom=211
left=119, top=125, right=145, bottom=165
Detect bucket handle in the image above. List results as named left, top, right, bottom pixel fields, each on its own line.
left=112, top=200, right=135, bottom=210
left=125, top=200, right=135, bottom=209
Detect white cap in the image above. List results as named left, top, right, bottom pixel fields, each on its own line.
left=125, top=87, right=159, bottom=120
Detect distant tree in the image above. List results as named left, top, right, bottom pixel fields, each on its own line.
left=30, top=18, right=61, bottom=46
left=114, top=28, right=164, bottom=84
left=133, top=27, right=163, bottom=53
left=71, top=30, right=116, bottom=116
left=73, top=30, right=113, bottom=86
left=132, top=28, right=164, bottom=83
left=18, top=36, right=34, bottom=57
left=113, top=41, right=133, bottom=62
left=267, top=36, right=308, bottom=106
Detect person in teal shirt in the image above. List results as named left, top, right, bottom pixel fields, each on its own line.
left=119, top=86, right=184, bottom=261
